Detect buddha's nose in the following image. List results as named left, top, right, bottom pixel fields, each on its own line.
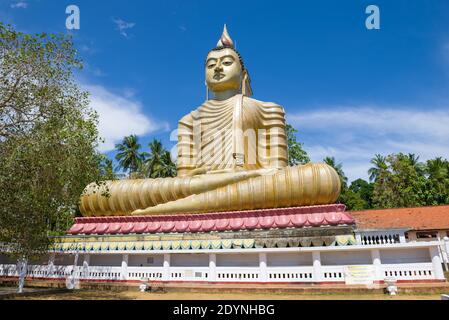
left=214, top=63, right=223, bottom=72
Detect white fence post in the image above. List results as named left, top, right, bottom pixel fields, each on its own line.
left=163, top=253, right=170, bottom=281
left=259, top=253, right=268, bottom=282
left=312, top=251, right=323, bottom=283
left=209, top=253, right=216, bottom=282
left=429, top=246, right=445, bottom=280
left=82, top=254, right=90, bottom=279
left=355, top=233, right=363, bottom=245
left=441, top=237, right=449, bottom=271
left=371, top=249, right=383, bottom=282
left=121, top=254, right=128, bottom=281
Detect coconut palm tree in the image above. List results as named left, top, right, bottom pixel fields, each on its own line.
left=406, top=153, right=425, bottom=175
left=115, top=135, right=144, bottom=177
left=425, top=157, right=449, bottom=204
left=426, top=157, right=448, bottom=181
left=159, top=150, right=177, bottom=178
left=99, top=157, right=117, bottom=180
left=141, top=139, right=177, bottom=178
left=323, top=156, right=347, bottom=188
left=141, top=139, right=164, bottom=177
left=368, top=154, right=388, bottom=182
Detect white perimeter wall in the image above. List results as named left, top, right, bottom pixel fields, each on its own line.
left=380, top=248, right=431, bottom=264
left=321, top=251, right=372, bottom=265
left=267, top=252, right=312, bottom=266
left=90, top=254, right=122, bottom=267
left=171, top=254, right=209, bottom=267
left=217, top=253, right=259, bottom=267
left=128, top=254, right=164, bottom=267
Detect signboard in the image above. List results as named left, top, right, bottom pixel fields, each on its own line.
left=344, top=265, right=375, bottom=285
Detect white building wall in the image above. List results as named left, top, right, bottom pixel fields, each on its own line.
left=217, top=253, right=259, bottom=267
left=267, top=252, right=312, bottom=267
left=321, top=251, right=372, bottom=265
left=53, top=254, right=75, bottom=266
left=171, top=254, right=209, bottom=267
left=90, top=254, right=122, bottom=267
left=128, top=254, right=163, bottom=267
left=380, top=248, right=430, bottom=264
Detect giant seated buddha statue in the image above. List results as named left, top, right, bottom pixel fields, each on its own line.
left=80, top=26, right=341, bottom=217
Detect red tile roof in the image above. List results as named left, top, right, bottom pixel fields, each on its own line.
left=351, top=205, right=449, bottom=231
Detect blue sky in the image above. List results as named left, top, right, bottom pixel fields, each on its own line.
left=2, top=0, right=449, bottom=181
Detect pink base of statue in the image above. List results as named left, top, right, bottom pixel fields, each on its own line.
left=68, top=204, right=354, bottom=236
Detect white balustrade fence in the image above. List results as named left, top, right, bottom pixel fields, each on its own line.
left=267, top=266, right=315, bottom=282
left=382, top=263, right=435, bottom=281
left=322, top=266, right=346, bottom=281
left=0, top=242, right=445, bottom=284
left=357, top=231, right=405, bottom=245
left=127, top=267, right=163, bottom=281
left=216, top=267, right=261, bottom=282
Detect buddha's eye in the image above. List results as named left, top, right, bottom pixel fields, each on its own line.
left=222, top=59, right=233, bottom=66
left=207, top=60, right=217, bottom=68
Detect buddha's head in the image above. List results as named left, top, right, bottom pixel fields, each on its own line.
left=205, top=25, right=252, bottom=97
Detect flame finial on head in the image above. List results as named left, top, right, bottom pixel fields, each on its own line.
left=216, top=24, right=234, bottom=48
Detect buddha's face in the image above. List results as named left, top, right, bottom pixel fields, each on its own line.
left=205, top=48, right=242, bottom=93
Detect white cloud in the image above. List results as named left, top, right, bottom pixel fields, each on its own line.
left=10, top=1, right=28, bottom=9
left=84, top=84, right=169, bottom=152
left=112, top=18, right=136, bottom=38
left=288, top=106, right=449, bottom=182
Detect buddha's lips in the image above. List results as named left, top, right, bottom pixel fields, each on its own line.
left=213, top=73, right=225, bottom=80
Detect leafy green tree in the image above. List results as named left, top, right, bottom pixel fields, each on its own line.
left=372, top=153, right=427, bottom=208
left=424, top=157, right=449, bottom=205
left=349, top=178, right=374, bottom=208
left=99, top=156, right=118, bottom=180
left=115, top=135, right=144, bottom=177
left=286, top=124, right=310, bottom=166
left=0, top=23, right=102, bottom=292
left=340, top=189, right=367, bottom=211
left=342, top=179, right=374, bottom=210
left=0, top=23, right=82, bottom=139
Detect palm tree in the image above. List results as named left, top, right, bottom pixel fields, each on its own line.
left=142, top=139, right=164, bottom=177
left=426, top=157, right=448, bottom=181
left=141, top=139, right=177, bottom=178
left=323, top=156, right=348, bottom=188
left=115, top=135, right=144, bottom=177
left=368, top=154, right=387, bottom=182
left=159, top=150, right=177, bottom=177
left=100, top=157, right=117, bottom=180
left=406, top=153, right=425, bottom=175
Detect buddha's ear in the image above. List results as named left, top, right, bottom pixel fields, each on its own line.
left=241, top=70, right=253, bottom=97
